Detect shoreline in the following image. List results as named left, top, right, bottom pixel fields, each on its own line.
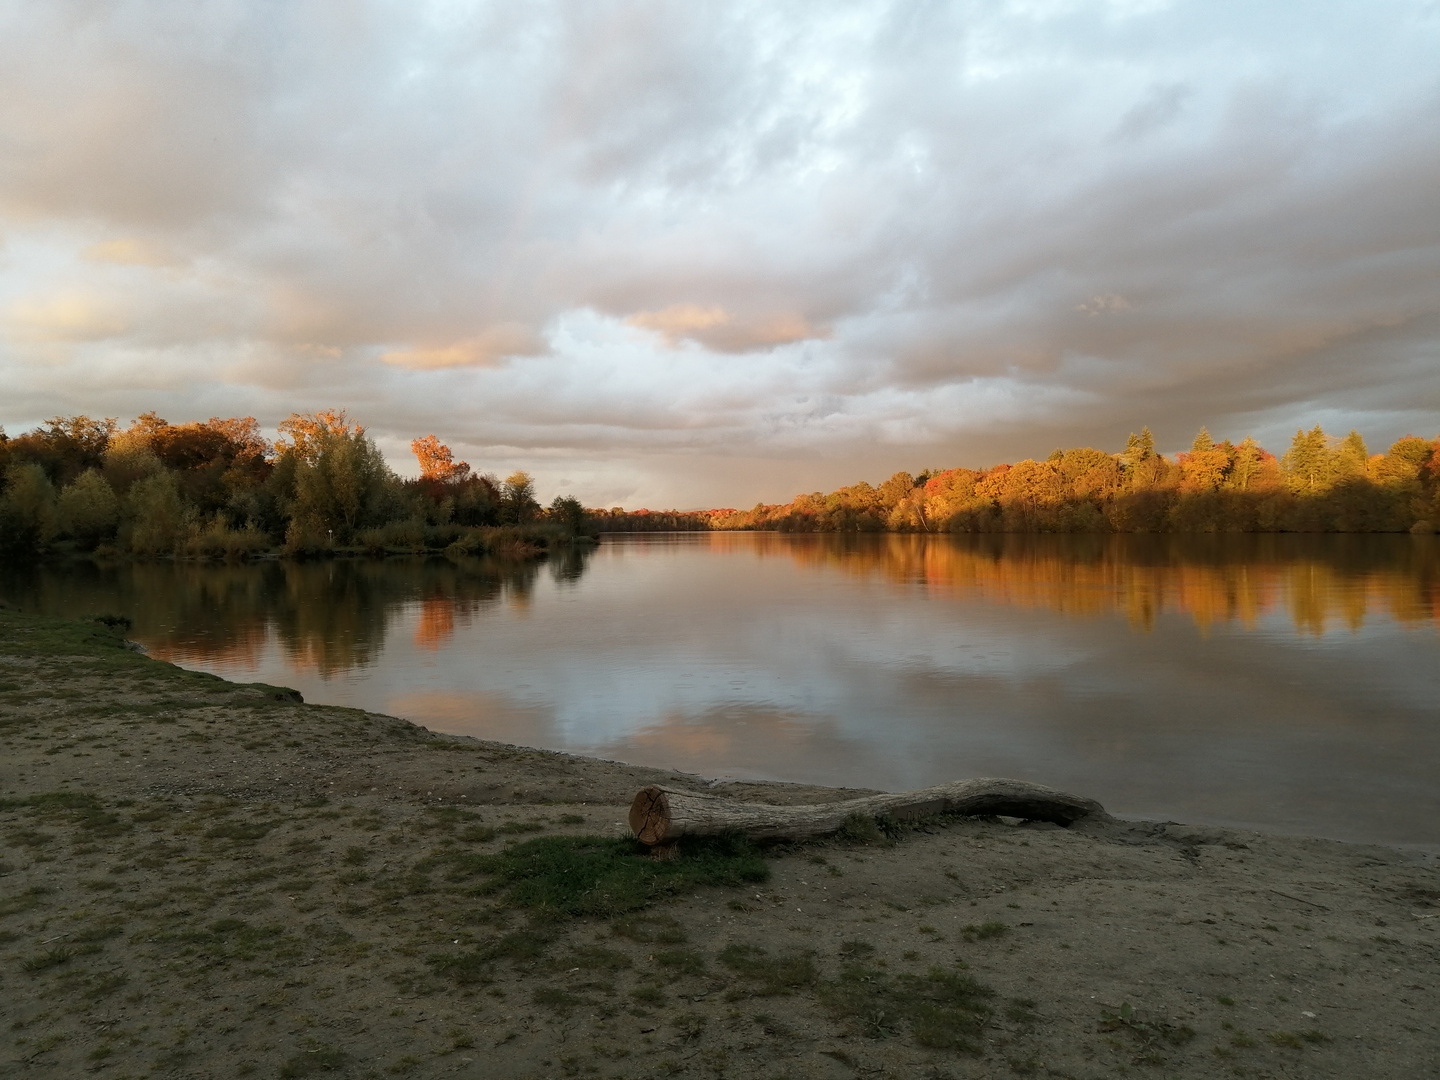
left=0, top=608, right=1436, bottom=1079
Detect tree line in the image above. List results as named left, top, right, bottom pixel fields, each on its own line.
left=0, top=410, right=589, bottom=559
left=702, top=426, right=1440, bottom=534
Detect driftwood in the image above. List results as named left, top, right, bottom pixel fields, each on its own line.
left=628, top=777, right=1105, bottom=847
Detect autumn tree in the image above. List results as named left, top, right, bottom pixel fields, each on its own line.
left=411, top=435, right=471, bottom=483
left=4, top=415, right=117, bottom=486
left=1179, top=427, right=1231, bottom=493
left=1223, top=437, right=1276, bottom=492
left=276, top=409, right=361, bottom=462
left=1372, top=435, right=1435, bottom=485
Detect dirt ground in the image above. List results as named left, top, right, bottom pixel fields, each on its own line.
left=0, top=608, right=1436, bottom=1080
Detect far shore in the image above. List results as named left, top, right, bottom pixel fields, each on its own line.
left=0, top=606, right=1435, bottom=1080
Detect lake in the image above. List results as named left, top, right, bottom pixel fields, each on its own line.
left=3, top=532, right=1437, bottom=849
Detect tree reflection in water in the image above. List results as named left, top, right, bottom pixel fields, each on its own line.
left=0, top=549, right=588, bottom=676
left=765, top=533, right=1440, bottom=636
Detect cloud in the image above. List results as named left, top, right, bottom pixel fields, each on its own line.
left=626, top=304, right=827, bottom=350
left=626, top=304, right=731, bottom=345
left=82, top=238, right=175, bottom=267
left=0, top=1, right=1437, bottom=505
left=380, top=323, right=547, bottom=370
left=5, top=292, right=128, bottom=343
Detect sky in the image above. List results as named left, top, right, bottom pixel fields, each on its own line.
left=1, top=0, right=1438, bottom=509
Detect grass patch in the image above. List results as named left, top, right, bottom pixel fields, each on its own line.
left=533, top=986, right=587, bottom=1013
left=279, top=1047, right=350, bottom=1077
left=21, top=945, right=76, bottom=974
left=205, top=821, right=277, bottom=841
left=632, top=984, right=666, bottom=1006
left=1099, top=1002, right=1197, bottom=1051
left=0, top=790, right=131, bottom=837
left=430, top=833, right=767, bottom=918
left=820, top=963, right=994, bottom=1050
left=171, top=918, right=292, bottom=967
left=962, top=920, right=1009, bottom=941
left=611, top=915, right=687, bottom=944
left=0, top=886, right=50, bottom=917
left=428, top=929, right=555, bottom=985
left=717, top=944, right=816, bottom=995
left=497, top=820, right=545, bottom=835
left=558, top=945, right=632, bottom=973
left=655, top=948, right=707, bottom=976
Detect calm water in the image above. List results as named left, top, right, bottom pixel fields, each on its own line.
left=4, top=533, right=1438, bottom=848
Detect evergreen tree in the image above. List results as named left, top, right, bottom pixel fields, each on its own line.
left=1122, top=428, right=1156, bottom=470
left=1281, top=426, right=1335, bottom=493
left=1190, top=427, right=1213, bottom=454
left=1225, top=437, right=1265, bottom=491
left=1335, top=430, right=1369, bottom=479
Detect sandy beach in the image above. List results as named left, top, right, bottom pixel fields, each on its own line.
left=0, top=607, right=1435, bottom=1080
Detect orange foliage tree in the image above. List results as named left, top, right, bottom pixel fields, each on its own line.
left=411, top=435, right=471, bottom=484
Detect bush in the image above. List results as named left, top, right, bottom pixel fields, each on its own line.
left=357, top=517, right=426, bottom=554
left=183, top=518, right=270, bottom=559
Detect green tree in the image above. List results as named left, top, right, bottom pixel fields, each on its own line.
left=1190, top=427, right=1213, bottom=454
left=501, top=471, right=539, bottom=524
left=1281, top=426, right=1335, bottom=493
left=0, top=463, right=57, bottom=554
left=289, top=426, right=395, bottom=542
left=1335, top=430, right=1369, bottom=479
left=1122, top=427, right=1156, bottom=470
left=125, top=471, right=188, bottom=555
left=102, top=430, right=165, bottom=495
left=548, top=494, right=587, bottom=534
left=56, top=468, right=120, bottom=546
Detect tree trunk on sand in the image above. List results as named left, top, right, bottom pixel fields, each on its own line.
left=628, top=778, right=1106, bottom=847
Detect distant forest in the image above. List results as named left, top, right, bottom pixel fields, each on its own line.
left=2, top=415, right=1437, bottom=560
left=0, top=410, right=587, bottom=559
left=604, top=427, right=1440, bottom=536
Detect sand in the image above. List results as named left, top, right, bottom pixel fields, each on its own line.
left=0, top=608, right=1436, bottom=1079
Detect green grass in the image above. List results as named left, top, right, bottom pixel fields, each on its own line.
left=820, top=962, right=994, bottom=1050
left=425, top=835, right=767, bottom=985
left=278, top=1047, right=350, bottom=1077
left=654, top=948, right=707, bottom=976
left=717, top=944, right=816, bottom=995
left=428, top=833, right=768, bottom=918
left=21, top=945, right=76, bottom=974
left=962, top=920, right=1009, bottom=941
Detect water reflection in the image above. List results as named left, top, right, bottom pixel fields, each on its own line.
left=764, top=532, right=1440, bottom=636
left=0, top=551, right=578, bottom=677
left=2, top=535, right=1436, bottom=847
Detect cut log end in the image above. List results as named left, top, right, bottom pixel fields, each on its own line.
left=628, top=785, right=672, bottom=845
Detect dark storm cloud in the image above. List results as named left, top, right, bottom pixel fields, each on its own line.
left=1, top=0, right=1437, bottom=507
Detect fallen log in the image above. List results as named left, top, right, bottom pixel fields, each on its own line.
left=628, top=778, right=1106, bottom=847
